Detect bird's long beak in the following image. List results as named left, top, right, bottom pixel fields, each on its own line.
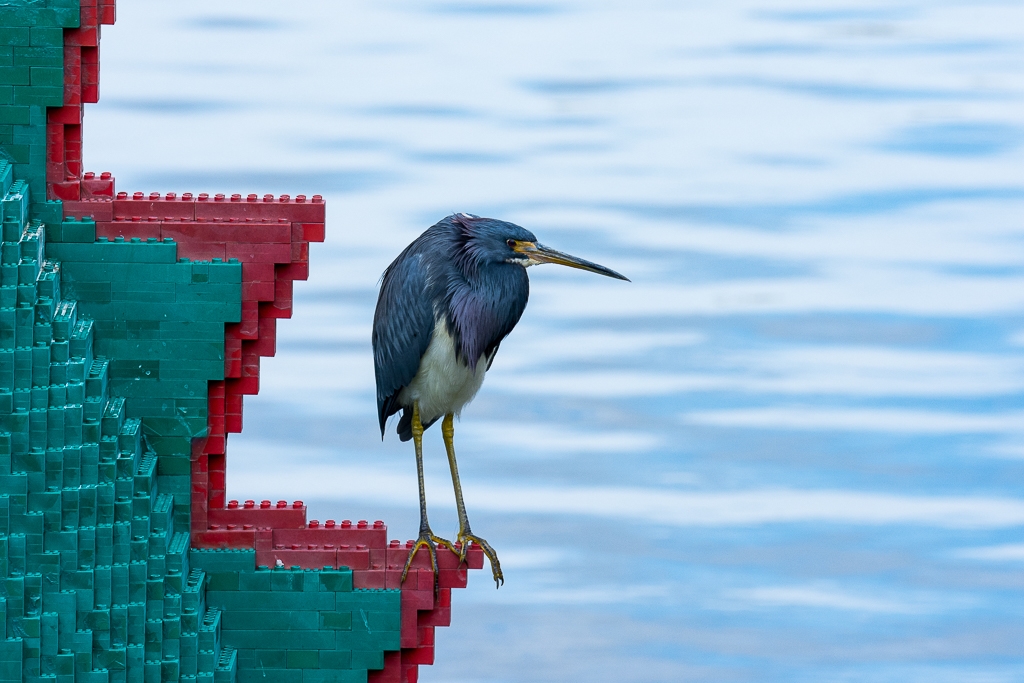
left=512, top=241, right=630, bottom=281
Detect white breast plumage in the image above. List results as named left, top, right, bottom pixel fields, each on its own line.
left=398, top=317, right=489, bottom=425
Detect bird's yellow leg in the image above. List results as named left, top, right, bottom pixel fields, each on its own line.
left=442, top=413, right=503, bottom=587
left=403, top=403, right=457, bottom=588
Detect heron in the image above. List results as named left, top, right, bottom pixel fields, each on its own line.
left=373, top=213, right=629, bottom=587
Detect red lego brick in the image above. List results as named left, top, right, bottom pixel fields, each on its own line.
left=367, top=653, right=402, bottom=683
left=81, top=171, right=115, bottom=197
left=241, top=280, right=275, bottom=301
left=270, top=524, right=386, bottom=548
left=62, top=198, right=114, bottom=221
left=292, top=222, right=326, bottom=243
left=209, top=504, right=307, bottom=529
left=276, top=261, right=309, bottom=282
left=194, top=194, right=326, bottom=222
left=336, top=548, right=371, bottom=571
left=48, top=105, right=83, bottom=125
left=404, top=643, right=434, bottom=666
left=225, top=242, right=292, bottom=263
left=50, top=180, right=80, bottom=201
left=353, top=570, right=385, bottom=590
left=192, top=529, right=257, bottom=549
left=113, top=192, right=197, bottom=220
left=66, top=27, right=98, bottom=48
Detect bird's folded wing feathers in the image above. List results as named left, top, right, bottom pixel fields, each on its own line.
left=372, top=251, right=437, bottom=434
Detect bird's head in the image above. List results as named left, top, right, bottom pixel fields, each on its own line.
left=450, top=213, right=629, bottom=281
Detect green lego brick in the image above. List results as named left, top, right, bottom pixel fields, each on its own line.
left=189, top=549, right=257, bottom=573
left=0, top=27, right=31, bottom=47
left=205, top=592, right=336, bottom=613
left=0, top=67, right=30, bottom=86
left=239, top=669, right=301, bottom=683
left=222, top=630, right=334, bottom=651
left=60, top=218, right=96, bottom=243
left=12, top=46, right=62, bottom=67
left=29, top=27, right=66, bottom=47
left=13, top=85, right=62, bottom=106
left=319, top=612, right=352, bottom=631
left=286, top=650, right=318, bottom=669
left=221, top=611, right=318, bottom=631
left=46, top=241, right=179, bottom=264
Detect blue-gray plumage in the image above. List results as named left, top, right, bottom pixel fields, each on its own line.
left=373, top=213, right=628, bottom=588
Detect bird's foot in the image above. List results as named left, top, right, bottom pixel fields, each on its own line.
left=457, top=530, right=503, bottom=588
left=402, top=529, right=457, bottom=586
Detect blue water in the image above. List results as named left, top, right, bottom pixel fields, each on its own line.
left=86, top=1, right=1024, bottom=681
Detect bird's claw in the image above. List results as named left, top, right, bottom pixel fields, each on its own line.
left=457, top=531, right=503, bottom=588
left=401, top=531, right=457, bottom=587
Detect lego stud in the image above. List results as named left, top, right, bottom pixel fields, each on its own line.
left=406, top=540, right=414, bottom=549
left=325, top=520, right=336, bottom=528
left=262, top=194, right=273, bottom=202
left=198, top=193, right=209, bottom=201
left=101, top=172, right=111, bottom=179
left=230, top=194, right=241, bottom=202
left=373, top=520, right=384, bottom=529
left=117, top=192, right=127, bottom=199
left=309, top=520, right=319, bottom=528
left=276, top=501, right=287, bottom=508
left=341, top=520, right=352, bottom=528
left=149, top=192, right=159, bottom=200
left=280, top=194, right=290, bottom=202
left=133, top=192, right=143, bottom=200
left=183, top=192, right=193, bottom=200
left=357, top=520, right=368, bottom=529
left=292, top=501, right=303, bottom=509
left=296, top=195, right=306, bottom=203
left=167, top=192, right=176, bottom=200
left=243, top=500, right=254, bottom=509
left=260, top=500, right=271, bottom=509
left=227, top=524, right=237, bottom=530
left=247, top=194, right=258, bottom=202
left=389, top=540, right=400, bottom=548
left=227, top=500, right=238, bottom=509
left=313, top=195, right=323, bottom=202
left=84, top=172, right=95, bottom=179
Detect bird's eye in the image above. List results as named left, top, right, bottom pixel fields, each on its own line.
left=506, top=239, right=516, bottom=248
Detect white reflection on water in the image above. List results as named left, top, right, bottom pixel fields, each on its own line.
left=86, top=0, right=1024, bottom=680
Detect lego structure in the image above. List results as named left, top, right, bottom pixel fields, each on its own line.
left=1, top=1, right=483, bottom=681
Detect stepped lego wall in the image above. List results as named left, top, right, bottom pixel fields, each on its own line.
left=1, top=2, right=482, bottom=682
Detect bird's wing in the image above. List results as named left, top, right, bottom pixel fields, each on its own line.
left=372, top=250, right=436, bottom=437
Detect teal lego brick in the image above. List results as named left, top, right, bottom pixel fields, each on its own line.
left=0, top=105, right=31, bottom=126
left=59, top=218, right=96, bottom=243
left=239, top=669, right=302, bottom=683
left=13, top=85, right=62, bottom=107
left=0, top=27, right=31, bottom=47
left=1, top=8, right=79, bottom=28
left=318, top=569, right=353, bottom=593
left=12, top=46, right=62, bottom=68
left=204, top=592, right=336, bottom=613
left=45, top=241, right=178, bottom=264
left=188, top=549, right=257, bottom=574
left=0, top=67, right=30, bottom=86
left=221, top=630, right=334, bottom=651
left=221, top=611, right=319, bottom=631
left=318, top=612, right=352, bottom=631
left=0, top=86, right=11, bottom=106
left=103, top=340, right=224, bottom=362
left=29, top=27, right=67, bottom=47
